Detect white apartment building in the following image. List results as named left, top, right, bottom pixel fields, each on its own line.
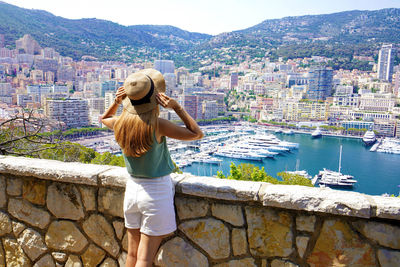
left=349, top=111, right=394, bottom=121
left=44, top=98, right=89, bottom=128
left=335, top=85, right=353, bottom=95
left=359, top=93, right=395, bottom=112
left=332, top=94, right=360, bottom=108
left=284, top=100, right=328, bottom=121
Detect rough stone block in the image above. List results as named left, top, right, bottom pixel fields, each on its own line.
left=0, top=211, right=12, bottom=236
left=98, top=166, right=129, bottom=188
left=246, top=206, right=293, bottom=257
left=98, top=187, right=124, bottom=218
left=177, top=175, right=262, bottom=202
left=0, top=240, right=4, bottom=266
left=118, top=252, right=127, bottom=267
left=22, top=179, right=46, bottom=205
left=307, top=219, right=376, bottom=266
left=83, top=214, right=120, bottom=257
left=8, top=198, right=50, bottom=229
left=214, top=258, right=257, bottom=267
left=6, top=177, right=22, bottom=196
left=12, top=221, right=26, bottom=237
left=65, top=255, right=82, bottom=267
left=296, top=215, right=316, bottom=232
left=155, top=237, right=208, bottom=267
left=51, top=252, right=67, bottom=263
left=113, top=220, right=125, bottom=240
left=18, top=228, right=48, bottom=261
left=175, top=197, right=209, bottom=220
left=353, top=220, right=400, bottom=250
left=100, top=257, right=118, bottom=267
left=82, top=244, right=106, bottom=267
left=47, top=183, right=85, bottom=220
left=370, top=195, right=400, bottom=220
left=378, top=248, right=400, bottom=267
left=122, top=232, right=128, bottom=252
left=212, top=203, right=244, bottom=226
left=0, top=175, right=6, bottom=208
left=296, top=236, right=309, bottom=258
left=0, top=156, right=111, bottom=185
left=45, top=221, right=88, bottom=253
left=2, top=237, right=31, bottom=267
left=33, top=254, right=55, bottom=267
left=78, top=186, right=97, bottom=212
left=259, top=184, right=371, bottom=218
left=179, top=218, right=230, bottom=260
left=271, top=259, right=299, bottom=267
left=232, top=228, right=247, bottom=256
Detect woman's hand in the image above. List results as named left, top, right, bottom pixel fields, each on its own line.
left=156, top=93, right=180, bottom=110
left=115, top=86, right=126, bottom=104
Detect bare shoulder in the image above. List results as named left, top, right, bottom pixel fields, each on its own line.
left=102, top=117, right=117, bottom=130
left=158, top=118, right=202, bottom=141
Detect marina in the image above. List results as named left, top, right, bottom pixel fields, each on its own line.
left=74, top=124, right=400, bottom=196
left=179, top=124, right=400, bottom=196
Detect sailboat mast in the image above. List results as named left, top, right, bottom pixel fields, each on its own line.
left=338, top=145, right=342, bottom=173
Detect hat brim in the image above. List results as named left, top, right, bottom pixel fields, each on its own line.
left=122, top=69, right=166, bottom=115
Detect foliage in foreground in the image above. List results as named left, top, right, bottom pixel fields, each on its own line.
left=217, top=162, right=314, bottom=187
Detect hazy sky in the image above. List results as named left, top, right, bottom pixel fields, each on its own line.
left=3, top=0, right=400, bottom=35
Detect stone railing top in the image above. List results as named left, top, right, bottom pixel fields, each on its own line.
left=0, top=156, right=399, bottom=220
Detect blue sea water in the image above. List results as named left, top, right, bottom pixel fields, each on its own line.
left=181, top=133, right=400, bottom=196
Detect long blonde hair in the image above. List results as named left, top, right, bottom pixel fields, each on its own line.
left=113, top=107, right=159, bottom=157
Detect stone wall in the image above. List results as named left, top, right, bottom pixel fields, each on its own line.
left=0, top=156, right=399, bottom=267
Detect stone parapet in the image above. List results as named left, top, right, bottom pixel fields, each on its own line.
left=0, top=156, right=399, bottom=266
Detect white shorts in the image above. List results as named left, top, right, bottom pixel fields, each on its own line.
left=123, top=174, right=177, bottom=236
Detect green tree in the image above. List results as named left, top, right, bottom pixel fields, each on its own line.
left=218, top=163, right=314, bottom=187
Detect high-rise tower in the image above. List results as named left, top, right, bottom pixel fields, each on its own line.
left=377, top=44, right=394, bottom=82
left=307, top=67, right=333, bottom=100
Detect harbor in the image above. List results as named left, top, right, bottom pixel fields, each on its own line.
left=178, top=124, right=400, bottom=196
left=72, top=124, right=400, bottom=196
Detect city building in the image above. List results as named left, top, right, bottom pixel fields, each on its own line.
left=373, top=120, right=396, bottom=137
left=341, top=121, right=374, bottom=131
left=307, top=67, right=334, bottom=100
left=15, top=34, right=41, bottom=55
left=44, top=98, right=89, bottom=128
left=284, top=100, right=328, bottom=121
left=359, top=93, right=395, bottom=112
left=154, top=60, right=175, bottom=74
left=202, top=100, right=218, bottom=120
left=377, top=44, right=394, bottom=82
left=0, top=34, right=4, bottom=48
left=230, top=73, right=239, bottom=89
left=332, top=93, right=360, bottom=108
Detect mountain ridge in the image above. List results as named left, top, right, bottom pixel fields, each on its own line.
left=0, top=1, right=399, bottom=69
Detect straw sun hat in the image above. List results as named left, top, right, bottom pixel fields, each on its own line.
left=122, top=69, right=166, bottom=115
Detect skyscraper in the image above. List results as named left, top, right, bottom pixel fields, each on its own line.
left=0, top=34, right=4, bottom=48
left=307, top=67, right=333, bottom=100
left=154, top=60, right=175, bottom=74
left=377, top=44, right=394, bottom=82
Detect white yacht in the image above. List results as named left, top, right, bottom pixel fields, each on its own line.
left=316, top=145, right=357, bottom=188
left=362, top=130, right=377, bottom=146
left=283, top=129, right=294, bottom=135
left=311, top=127, right=322, bottom=138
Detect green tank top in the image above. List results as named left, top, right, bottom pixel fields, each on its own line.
left=123, top=132, right=175, bottom=178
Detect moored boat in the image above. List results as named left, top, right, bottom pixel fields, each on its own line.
left=311, top=127, right=322, bottom=138
left=362, top=129, right=376, bottom=146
